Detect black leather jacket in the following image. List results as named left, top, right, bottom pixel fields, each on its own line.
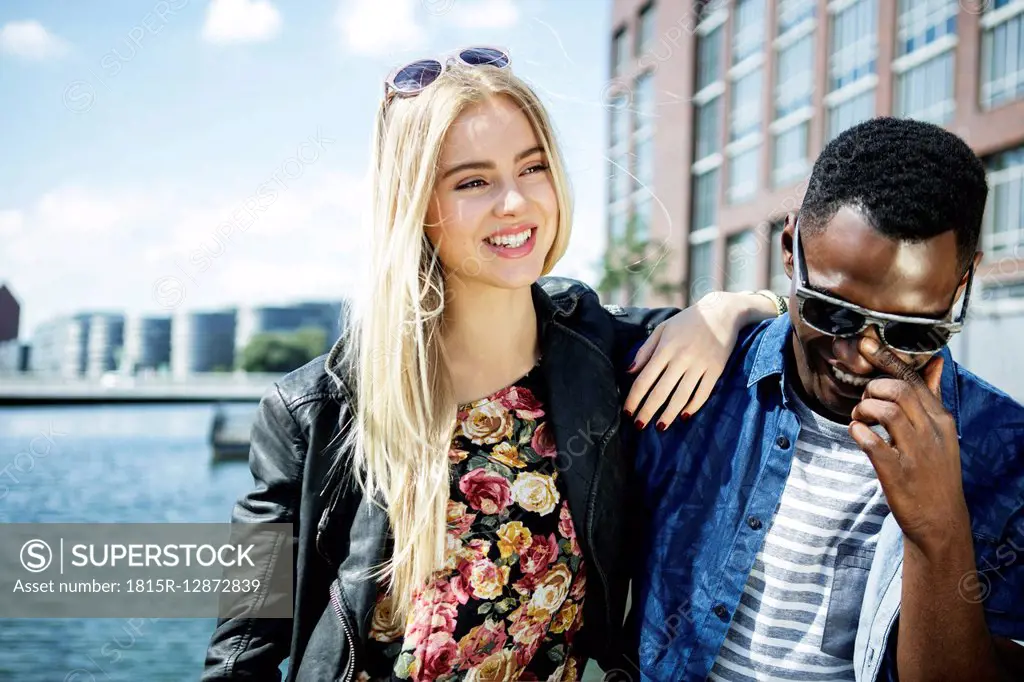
left=202, top=277, right=674, bottom=681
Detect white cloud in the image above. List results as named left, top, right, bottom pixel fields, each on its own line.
left=337, top=0, right=425, bottom=57
left=33, top=185, right=153, bottom=234
left=202, top=0, right=282, bottom=45
left=0, top=209, right=25, bottom=236
left=5, top=167, right=370, bottom=334
left=0, top=20, right=68, bottom=60
left=449, top=0, right=520, bottom=29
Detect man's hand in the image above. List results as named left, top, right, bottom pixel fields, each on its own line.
left=848, top=337, right=970, bottom=557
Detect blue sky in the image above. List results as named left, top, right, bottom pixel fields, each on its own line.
left=0, top=0, right=614, bottom=337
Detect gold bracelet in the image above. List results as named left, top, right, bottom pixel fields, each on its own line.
left=755, top=289, right=788, bottom=316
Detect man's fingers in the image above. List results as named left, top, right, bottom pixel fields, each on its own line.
left=862, top=377, right=928, bottom=428
left=628, top=324, right=663, bottom=373
left=849, top=419, right=902, bottom=485
left=857, top=337, right=925, bottom=387
left=850, top=398, right=916, bottom=449
left=922, top=355, right=944, bottom=400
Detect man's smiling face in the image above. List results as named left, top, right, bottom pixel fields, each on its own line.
left=780, top=206, right=971, bottom=422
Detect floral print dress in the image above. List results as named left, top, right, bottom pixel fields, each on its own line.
left=359, top=366, right=588, bottom=682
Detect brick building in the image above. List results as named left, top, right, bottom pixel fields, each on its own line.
left=605, top=0, right=1024, bottom=397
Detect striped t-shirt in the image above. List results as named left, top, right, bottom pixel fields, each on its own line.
left=709, top=387, right=891, bottom=682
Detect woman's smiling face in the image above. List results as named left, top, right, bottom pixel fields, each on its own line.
left=425, top=95, right=558, bottom=293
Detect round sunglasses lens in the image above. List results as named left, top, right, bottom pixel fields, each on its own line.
left=459, top=47, right=509, bottom=68
left=392, top=59, right=443, bottom=93
left=883, top=323, right=950, bottom=353
left=801, top=298, right=864, bottom=335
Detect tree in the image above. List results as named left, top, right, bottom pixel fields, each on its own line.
left=239, top=327, right=327, bottom=373
left=598, top=213, right=681, bottom=305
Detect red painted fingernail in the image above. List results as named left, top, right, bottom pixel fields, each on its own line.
left=628, top=362, right=637, bottom=372
left=623, top=407, right=633, bottom=417
left=656, top=421, right=667, bottom=431
left=681, top=412, right=690, bottom=420
left=634, top=419, right=645, bottom=429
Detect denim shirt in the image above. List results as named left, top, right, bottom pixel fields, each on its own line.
left=632, top=315, right=1024, bottom=682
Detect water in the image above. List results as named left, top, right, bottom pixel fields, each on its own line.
left=0, top=404, right=608, bottom=682
left=0, top=404, right=260, bottom=682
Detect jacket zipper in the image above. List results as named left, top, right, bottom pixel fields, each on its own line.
left=586, top=429, right=616, bottom=646
left=329, top=581, right=357, bottom=682
left=550, top=317, right=619, bottom=646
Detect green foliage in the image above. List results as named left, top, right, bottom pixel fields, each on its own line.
left=598, top=214, right=680, bottom=303
left=239, top=327, right=327, bottom=373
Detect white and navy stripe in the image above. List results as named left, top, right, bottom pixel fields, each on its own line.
left=709, top=389, right=890, bottom=682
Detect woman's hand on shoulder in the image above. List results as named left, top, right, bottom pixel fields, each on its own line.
left=623, top=291, right=778, bottom=429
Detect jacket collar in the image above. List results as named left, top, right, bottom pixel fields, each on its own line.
left=747, top=314, right=963, bottom=438
left=324, top=279, right=583, bottom=395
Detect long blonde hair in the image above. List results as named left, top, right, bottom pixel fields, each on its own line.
left=338, top=63, right=573, bottom=617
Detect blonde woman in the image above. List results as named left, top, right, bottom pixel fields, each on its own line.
left=203, top=47, right=778, bottom=682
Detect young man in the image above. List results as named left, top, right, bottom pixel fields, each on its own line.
left=629, top=118, right=1024, bottom=682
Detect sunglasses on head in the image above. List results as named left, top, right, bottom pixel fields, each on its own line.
left=383, top=46, right=510, bottom=102
left=792, top=218, right=973, bottom=355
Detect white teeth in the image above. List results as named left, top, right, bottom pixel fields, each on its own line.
left=831, top=365, right=871, bottom=387
left=486, top=228, right=531, bottom=248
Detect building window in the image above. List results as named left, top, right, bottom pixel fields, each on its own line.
left=632, top=71, right=656, bottom=207
left=895, top=49, right=955, bottom=124
left=609, top=209, right=629, bottom=242
left=980, top=2, right=1024, bottom=109
left=778, top=0, right=815, bottom=35
left=772, top=0, right=814, bottom=190
left=637, top=3, right=656, bottom=56
left=825, top=0, right=877, bottom=142
left=728, top=146, right=760, bottom=204
left=733, top=0, right=766, bottom=65
left=897, top=0, right=957, bottom=56
left=633, top=71, right=656, bottom=133
left=695, top=98, right=723, bottom=161
left=612, top=27, right=628, bottom=76
left=608, top=89, right=631, bottom=209
left=982, top=145, right=1024, bottom=259
left=827, top=88, right=875, bottom=140
left=829, top=0, right=877, bottom=91
left=725, top=230, right=760, bottom=292
left=692, top=168, right=720, bottom=232
left=609, top=160, right=631, bottom=204
left=633, top=136, right=654, bottom=188
left=893, top=0, right=957, bottom=125
left=697, top=25, right=725, bottom=92
left=775, top=32, right=815, bottom=118
left=633, top=193, right=653, bottom=241
left=768, top=220, right=789, bottom=295
left=688, top=239, right=716, bottom=303
left=730, top=68, right=764, bottom=142
left=773, top=120, right=810, bottom=187
left=609, top=94, right=630, bottom=149
left=727, top=60, right=763, bottom=204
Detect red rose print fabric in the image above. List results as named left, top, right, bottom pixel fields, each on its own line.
left=359, top=367, right=587, bottom=682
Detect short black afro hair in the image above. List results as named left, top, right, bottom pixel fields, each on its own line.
left=800, top=117, right=988, bottom=274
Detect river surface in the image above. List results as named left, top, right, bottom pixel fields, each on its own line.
left=0, top=403, right=606, bottom=682
left=0, top=403, right=263, bottom=682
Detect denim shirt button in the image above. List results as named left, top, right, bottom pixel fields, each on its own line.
left=713, top=604, right=729, bottom=621
left=776, top=435, right=791, bottom=449
left=747, top=515, right=763, bottom=530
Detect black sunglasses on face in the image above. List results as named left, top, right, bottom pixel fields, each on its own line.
left=792, top=218, right=973, bottom=355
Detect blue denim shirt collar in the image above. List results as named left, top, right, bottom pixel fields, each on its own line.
left=745, top=315, right=963, bottom=439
